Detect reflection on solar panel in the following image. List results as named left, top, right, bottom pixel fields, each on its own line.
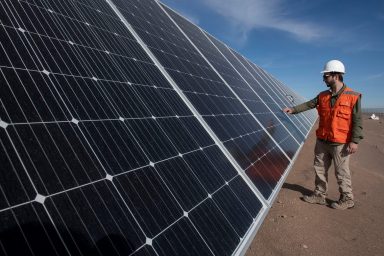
left=0, top=0, right=316, bottom=255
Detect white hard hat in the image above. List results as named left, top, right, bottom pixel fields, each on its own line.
left=321, top=60, right=345, bottom=74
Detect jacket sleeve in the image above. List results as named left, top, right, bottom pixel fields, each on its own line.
left=292, top=96, right=318, bottom=114
left=351, top=95, right=363, bottom=144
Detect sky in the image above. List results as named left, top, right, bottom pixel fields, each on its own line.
left=160, top=0, right=384, bottom=108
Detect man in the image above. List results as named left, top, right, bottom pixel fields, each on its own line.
left=283, top=60, right=363, bottom=210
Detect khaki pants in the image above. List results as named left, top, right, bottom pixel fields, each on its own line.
left=313, top=139, right=353, bottom=200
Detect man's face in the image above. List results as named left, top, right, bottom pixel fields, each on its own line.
left=323, top=73, right=335, bottom=87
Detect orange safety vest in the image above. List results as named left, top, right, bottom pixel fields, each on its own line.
left=316, top=87, right=361, bottom=143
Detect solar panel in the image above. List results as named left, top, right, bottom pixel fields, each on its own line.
left=223, top=50, right=313, bottom=135
left=245, top=63, right=317, bottom=130
left=0, top=0, right=315, bottom=255
left=161, top=5, right=304, bottom=152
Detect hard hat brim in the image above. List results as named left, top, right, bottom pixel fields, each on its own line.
left=320, top=70, right=345, bottom=74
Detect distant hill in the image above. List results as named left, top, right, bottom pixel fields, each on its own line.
left=362, top=108, right=384, bottom=113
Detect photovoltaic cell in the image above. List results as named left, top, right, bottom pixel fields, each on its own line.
left=0, top=68, right=71, bottom=123
left=113, top=166, right=183, bottom=238
left=190, top=199, right=240, bottom=255
left=79, top=120, right=149, bottom=174
left=0, top=203, right=68, bottom=255
left=153, top=218, right=213, bottom=256
left=0, top=0, right=315, bottom=255
left=7, top=122, right=105, bottom=194
left=0, top=130, right=35, bottom=208
left=229, top=176, right=263, bottom=218
left=45, top=181, right=146, bottom=255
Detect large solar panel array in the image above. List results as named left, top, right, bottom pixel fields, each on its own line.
left=0, top=0, right=316, bottom=255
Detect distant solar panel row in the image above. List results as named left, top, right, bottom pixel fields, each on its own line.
left=0, top=0, right=316, bottom=255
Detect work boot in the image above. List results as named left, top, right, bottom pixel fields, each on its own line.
left=331, top=195, right=354, bottom=210
left=302, top=193, right=326, bottom=205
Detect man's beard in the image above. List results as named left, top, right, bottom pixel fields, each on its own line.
left=325, top=81, right=334, bottom=88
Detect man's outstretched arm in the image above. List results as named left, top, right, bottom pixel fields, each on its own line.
left=283, top=96, right=318, bottom=114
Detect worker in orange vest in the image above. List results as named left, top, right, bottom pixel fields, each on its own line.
left=283, top=60, right=363, bottom=210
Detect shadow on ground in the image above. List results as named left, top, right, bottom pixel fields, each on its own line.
left=282, top=183, right=312, bottom=195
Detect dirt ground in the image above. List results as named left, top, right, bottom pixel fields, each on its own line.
left=246, top=114, right=384, bottom=256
